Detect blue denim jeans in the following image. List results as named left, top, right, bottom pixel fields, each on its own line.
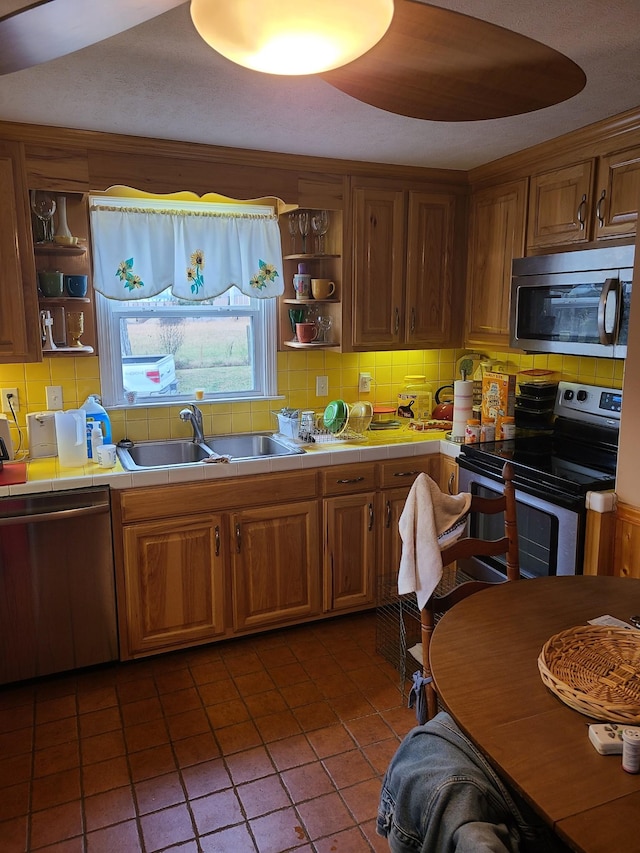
left=377, top=712, right=568, bottom=853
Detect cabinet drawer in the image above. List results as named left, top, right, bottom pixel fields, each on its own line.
left=319, top=462, right=377, bottom=496
left=378, top=455, right=439, bottom=488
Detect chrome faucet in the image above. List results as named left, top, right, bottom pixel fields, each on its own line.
left=179, top=404, right=204, bottom=443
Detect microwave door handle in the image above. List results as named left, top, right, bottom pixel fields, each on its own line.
left=597, top=278, right=620, bottom=345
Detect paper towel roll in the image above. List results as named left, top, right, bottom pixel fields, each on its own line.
left=452, top=380, right=474, bottom=438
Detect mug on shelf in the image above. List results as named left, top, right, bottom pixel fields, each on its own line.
left=311, top=279, right=335, bottom=299
left=96, top=443, right=117, bottom=468
left=296, top=322, right=318, bottom=343
left=38, top=270, right=64, bottom=297
left=64, top=274, right=88, bottom=297
left=293, top=273, right=311, bottom=300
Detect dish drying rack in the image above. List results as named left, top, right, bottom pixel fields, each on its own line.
left=273, top=408, right=369, bottom=445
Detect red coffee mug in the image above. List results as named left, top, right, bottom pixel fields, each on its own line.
left=296, top=322, right=318, bottom=343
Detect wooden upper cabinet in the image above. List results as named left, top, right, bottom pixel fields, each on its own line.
left=466, top=179, right=527, bottom=348
left=594, top=144, right=640, bottom=240
left=351, top=185, right=405, bottom=348
left=350, top=182, right=458, bottom=350
left=0, top=140, right=41, bottom=363
left=526, top=160, right=594, bottom=249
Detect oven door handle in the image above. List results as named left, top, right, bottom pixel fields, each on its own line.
left=597, top=278, right=620, bottom=345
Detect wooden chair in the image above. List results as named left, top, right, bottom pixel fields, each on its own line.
left=421, top=460, right=520, bottom=720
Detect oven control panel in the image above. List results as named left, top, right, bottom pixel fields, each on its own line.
left=556, top=381, right=622, bottom=426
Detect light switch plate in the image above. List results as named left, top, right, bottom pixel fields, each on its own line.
left=316, top=376, right=328, bottom=396
left=45, top=385, right=63, bottom=410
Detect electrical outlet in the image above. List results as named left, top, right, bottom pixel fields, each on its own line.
left=316, top=375, right=329, bottom=396
left=358, top=373, right=372, bottom=393
left=45, top=385, right=63, bottom=410
left=1, top=388, right=19, bottom=413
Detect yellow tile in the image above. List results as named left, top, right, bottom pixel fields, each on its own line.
left=24, top=362, right=50, bottom=381
left=595, top=359, right=615, bottom=381
left=125, top=421, right=151, bottom=442
left=373, top=351, right=393, bottom=368
left=423, top=349, right=439, bottom=365
left=231, top=413, right=252, bottom=432
left=0, top=365, right=26, bottom=383
left=288, top=370, right=309, bottom=392
left=74, top=356, right=100, bottom=379
left=547, top=355, right=564, bottom=372
left=49, top=359, right=78, bottom=381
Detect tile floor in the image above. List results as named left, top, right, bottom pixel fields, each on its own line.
left=0, top=612, right=416, bottom=852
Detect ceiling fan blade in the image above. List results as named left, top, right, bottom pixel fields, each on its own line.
left=320, top=1, right=586, bottom=121
left=0, top=0, right=189, bottom=75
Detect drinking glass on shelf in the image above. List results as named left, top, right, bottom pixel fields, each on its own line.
left=288, top=307, right=305, bottom=341
left=298, top=211, right=310, bottom=254
left=316, top=315, right=332, bottom=343
left=30, top=190, right=56, bottom=242
left=311, top=210, right=330, bottom=254
left=287, top=212, right=298, bottom=254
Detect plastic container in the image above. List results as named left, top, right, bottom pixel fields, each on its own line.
left=54, top=409, right=88, bottom=468
left=480, top=420, right=495, bottom=442
left=464, top=418, right=481, bottom=444
left=90, top=423, right=104, bottom=460
left=622, top=728, right=640, bottom=774
left=500, top=416, right=516, bottom=439
left=397, top=375, right=432, bottom=422
left=80, top=395, right=112, bottom=459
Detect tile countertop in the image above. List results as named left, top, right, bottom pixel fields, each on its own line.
left=0, top=431, right=461, bottom=497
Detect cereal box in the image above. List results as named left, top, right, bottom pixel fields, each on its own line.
left=481, top=371, right=516, bottom=436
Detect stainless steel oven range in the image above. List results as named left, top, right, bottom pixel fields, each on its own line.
left=456, top=381, right=621, bottom=582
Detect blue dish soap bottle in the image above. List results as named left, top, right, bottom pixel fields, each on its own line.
left=80, top=395, right=112, bottom=458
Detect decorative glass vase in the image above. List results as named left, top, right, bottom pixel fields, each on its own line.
left=55, top=195, right=73, bottom=240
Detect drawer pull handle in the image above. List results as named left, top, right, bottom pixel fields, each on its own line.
left=393, top=470, right=419, bottom=478
left=214, top=524, right=220, bottom=557
left=336, top=476, right=365, bottom=484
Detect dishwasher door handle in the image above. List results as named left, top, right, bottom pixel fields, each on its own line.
left=0, top=503, right=109, bottom=527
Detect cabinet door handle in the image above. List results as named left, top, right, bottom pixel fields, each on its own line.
left=214, top=524, right=220, bottom=557
left=336, top=476, right=365, bottom=484
left=394, top=307, right=400, bottom=333
left=368, top=502, right=374, bottom=531
left=235, top=522, right=241, bottom=553
left=385, top=499, right=392, bottom=528
left=447, top=472, right=455, bottom=495
left=410, top=306, right=416, bottom=333
left=596, top=189, right=606, bottom=226
left=577, top=193, right=587, bottom=230
left=393, top=470, right=420, bottom=478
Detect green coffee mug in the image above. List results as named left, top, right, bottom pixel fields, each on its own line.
left=38, top=270, right=64, bottom=297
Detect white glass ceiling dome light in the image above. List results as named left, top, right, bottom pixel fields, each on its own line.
left=189, top=0, right=395, bottom=76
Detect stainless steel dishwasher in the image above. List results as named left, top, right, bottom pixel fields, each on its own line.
left=0, top=486, right=118, bottom=685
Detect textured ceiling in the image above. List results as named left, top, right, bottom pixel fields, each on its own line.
left=0, top=0, right=639, bottom=170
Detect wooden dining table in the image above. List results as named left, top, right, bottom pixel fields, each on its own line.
left=429, top=575, right=640, bottom=853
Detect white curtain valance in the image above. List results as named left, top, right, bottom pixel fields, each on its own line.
left=89, top=200, right=284, bottom=300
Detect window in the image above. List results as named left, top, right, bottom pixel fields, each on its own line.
left=90, top=194, right=283, bottom=407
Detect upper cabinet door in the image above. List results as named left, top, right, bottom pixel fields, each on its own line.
left=527, top=160, right=594, bottom=249
left=466, top=179, right=527, bottom=348
left=351, top=185, right=405, bottom=348
left=405, top=191, right=456, bottom=347
left=0, top=140, right=41, bottom=363
left=594, top=145, right=640, bottom=240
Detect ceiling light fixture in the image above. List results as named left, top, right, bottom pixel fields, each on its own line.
left=189, top=0, right=395, bottom=76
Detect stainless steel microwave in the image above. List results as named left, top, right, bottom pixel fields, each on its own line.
left=509, top=243, right=634, bottom=358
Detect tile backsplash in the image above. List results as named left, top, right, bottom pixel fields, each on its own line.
left=0, top=349, right=625, bottom=453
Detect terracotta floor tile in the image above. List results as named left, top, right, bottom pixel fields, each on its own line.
left=314, top=673, right=357, bottom=700
left=280, top=761, right=335, bottom=804
left=76, top=686, right=118, bottom=715
left=249, top=807, right=309, bottom=853
left=116, top=677, right=157, bottom=706
left=31, top=767, right=81, bottom=812
left=128, top=744, right=177, bottom=783
left=339, top=776, right=382, bottom=824
left=165, top=708, right=211, bottom=742
left=181, top=758, right=232, bottom=799
left=0, top=727, right=34, bottom=757
left=0, top=685, right=35, bottom=711
left=33, top=741, right=80, bottom=779
left=84, top=785, right=136, bottom=832
left=173, top=731, right=221, bottom=768
left=323, top=749, right=376, bottom=789
left=197, top=678, right=240, bottom=707
left=236, top=774, right=291, bottom=819
left=289, top=638, right=324, bottom=661
left=36, top=835, right=85, bottom=852
left=292, top=701, right=339, bottom=732
left=267, top=734, right=316, bottom=773
left=30, top=800, right=83, bottom=849
left=296, top=791, right=355, bottom=841
left=243, top=689, right=288, bottom=719
left=224, top=746, right=275, bottom=785
left=279, top=681, right=324, bottom=709
left=35, top=695, right=77, bottom=725
left=0, top=705, right=34, bottom=734
left=360, top=816, right=391, bottom=853
left=190, top=788, right=243, bottom=834
left=36, top=678, right=77, bottom=703
left=366, top=684, right=406, bottom=713
left=362, top=738, right=401, bottom=777
left=301, top=655, right=340, bottom=679
left=268, top=661, right=310, bottom=688
left=205, top=698, right=250, bottom=729
left=160, top=687, right=202, bottom=717
left=214, top=720, right=261, bottom=755
left=0, top=815, right=28, bottom=852
left=254, top=710, right=302, bottom=743
left=345, top=715, right=394, bottom=748
left=0, top=781, right=29, bottom=822
left=154, top=668, right=194, bottom=695
left=135, top=770, right=185, bottom=815
left=224, top=651, right=264, bottom=677
left=379, top=705, right=414, bottom=737
left=306, top=724, right=356, bottom=759
left=34, top=717, right=79, bottom=750
left=140, top=801, right=195, bottom=851
left=199, top=821, right=257, bottom=852
left=313, top=826, right=374, bottom=852
left=82, top=756, right=131, bottom=797
left=0, top=752, right=34, bottom=787
left=85, top=818, right=142, bottom=853
left=78, top=707, right=121, bottom=739
left=234, top=669, right=276, bottom=697
left=124, top=718, right=169, bottom=753
left=336, top=648, right=378, bottom=672
left=257, top=645, right=296, bottom=669
left=81, top=729, right=126, bottom=765
left=330, top=692, right=376, bottom=722
left=119, top=696, right=163, bottom=727
left=188, top=660, right=229, bottom=686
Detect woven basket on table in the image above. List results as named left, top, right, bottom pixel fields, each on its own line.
left=538, top=625, right=640, bottom=724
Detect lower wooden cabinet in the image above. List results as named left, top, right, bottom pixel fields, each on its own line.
left=324, top=491, right=376, bottom=612
left=230, top=500, right=321, bottom=631
left=122, top=513, right=226, bottom=656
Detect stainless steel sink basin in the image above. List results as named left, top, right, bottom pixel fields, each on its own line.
left=205, top=433, right=304, bottom=461
left=117, top=440, right=214, bottom=470
left=116, top=433, right=304, bottom=470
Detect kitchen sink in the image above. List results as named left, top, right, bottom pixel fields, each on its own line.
left=116, top=433, right=304, bottom=470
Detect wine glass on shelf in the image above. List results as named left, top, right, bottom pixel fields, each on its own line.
left=30, top=190, right=56, bottom=243
left=298, top=211, right=310, bottom=254
left=311, top=210, right=330, bottom=254
left=287, top=212, right=298, bottom=254
left=316, top=315, right=332, bottom=344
